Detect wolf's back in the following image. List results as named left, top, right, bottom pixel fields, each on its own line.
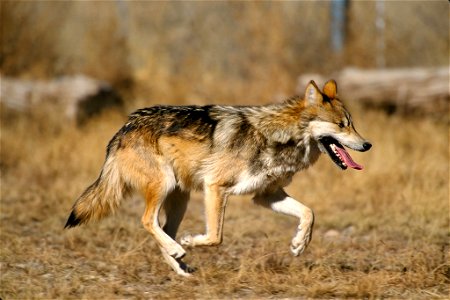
left=65, top=153, right=129, bottom=228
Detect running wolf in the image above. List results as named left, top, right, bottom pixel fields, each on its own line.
left=65, top=80, right=372, bottom=276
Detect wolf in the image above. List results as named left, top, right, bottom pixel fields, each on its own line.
left=65, top=80, right=371, bottom=276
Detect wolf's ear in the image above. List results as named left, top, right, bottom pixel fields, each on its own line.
left=304, top=80, right=323, bottom=105
left=323, top=80, right=337, bottom=99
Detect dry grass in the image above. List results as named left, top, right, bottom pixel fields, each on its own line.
left=0, top=1, right=448, bottom=298
left=1, top=100, right=448, bottom=299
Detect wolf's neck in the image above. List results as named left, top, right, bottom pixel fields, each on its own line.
left=244, top=100, right=307, bottom=145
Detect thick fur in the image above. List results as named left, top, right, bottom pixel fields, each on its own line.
left=65, top=80, right=371, bottom=276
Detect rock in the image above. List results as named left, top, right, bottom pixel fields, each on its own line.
left=324, top=229, right=341, bottom=240
left=0, top=74, right=123, bottom=124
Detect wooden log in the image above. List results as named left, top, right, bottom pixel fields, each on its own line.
left=296, top=67, right=449, bottom=117
left=0, top=74, right=124, bottom=124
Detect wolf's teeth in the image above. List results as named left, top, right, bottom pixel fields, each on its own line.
left=330, top=144, right=338, bottom=155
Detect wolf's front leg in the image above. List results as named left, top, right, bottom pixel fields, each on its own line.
left=181, top=183, right=228, bottom=247
left=253, top=188, right=314, bottom=256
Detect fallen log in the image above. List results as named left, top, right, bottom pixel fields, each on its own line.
left=296, top=67, right=449, bottom=118
left=0, top=74, right=124, bottom=124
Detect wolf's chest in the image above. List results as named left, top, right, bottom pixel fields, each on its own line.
left=227, top=169, right=294, bottom=195
left=227, top=141, right=320, bottom=195
left=261, top=139, right=320, bottom=172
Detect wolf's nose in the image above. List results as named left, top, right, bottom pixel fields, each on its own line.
left=362, top=142, right=372, bottom=151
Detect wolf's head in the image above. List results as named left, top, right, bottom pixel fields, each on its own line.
left=303, top=80, right=372, bottom=170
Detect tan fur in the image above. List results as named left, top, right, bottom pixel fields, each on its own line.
left=65, top=80, right=372, bottom=276
left=158, top=136, right=210, bottom=190
left=70, top=155, right=128, bottom=224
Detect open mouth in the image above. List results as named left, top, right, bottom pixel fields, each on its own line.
left=319, top=137, right=363, bottom=170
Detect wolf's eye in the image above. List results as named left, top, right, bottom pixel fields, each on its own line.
left=338, top=122, right=345, bottom=128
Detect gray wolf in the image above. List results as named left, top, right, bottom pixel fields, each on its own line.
left=65, top=80, right=372, bottom=276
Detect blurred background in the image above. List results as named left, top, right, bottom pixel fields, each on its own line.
left=1, top=1, right=447, bottom=108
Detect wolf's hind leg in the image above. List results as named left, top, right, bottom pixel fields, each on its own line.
left=253, top=188, right=314, bottom=256
left=142, top=183, right=195, bottom=276
left=141, top=183, right=186, bottom=260
left=162, top=187, right=190, bottom=239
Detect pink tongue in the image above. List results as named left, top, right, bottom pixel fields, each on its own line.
left=335, top=147, right=363, bottom=170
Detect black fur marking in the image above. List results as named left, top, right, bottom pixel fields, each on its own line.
left=64, top=210, right=82, bottom=228
left=249, top=147, right=265, bottom=174
left=170, top=106, right=215, bottom=130
left=128, top=105, right=218, bottom=140
left=106, top=122, right=136, bottom=156
left=229, top=112, right=253, bottom=150
left=270, top=139, right=303, bottom=167
left=120, top=121, right=138, bottom=135
left=161, top=106, right=218, bottom=141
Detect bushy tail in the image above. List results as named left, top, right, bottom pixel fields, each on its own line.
left=64, top=155, right=129, bottom=228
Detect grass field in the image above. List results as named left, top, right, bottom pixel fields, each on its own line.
left=0, top=99, right=448, bottom=299
left=1, top=1, right=448, bottom=298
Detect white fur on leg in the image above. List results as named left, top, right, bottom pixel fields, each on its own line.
left=269, top=196, right=314, bottom=256
left=163, top=240, right=187, bottom=259
left=142, top=217, right=187, bottom=259
left=254, top=190, right=314, bottom=256
left=291, top=208, right=314, bottom=256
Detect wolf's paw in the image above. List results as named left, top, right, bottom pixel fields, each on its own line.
left=173, top=259, right=196, bottom=277
left=178, top=259, right=196, bottom=275
left=180, top=234, right=220, bottom=247
left=161, top=250, right=195, bottom=277
left=166, top=244, right=186, bottom=259
left=180, top=234, right=207, bottom=246
left=291, top=221, right=313, bottom=256
left=290, top=241, right=307, bottom=256
left=180, top=234, right=195, bottom=246
left=290, top=233, right=310, bottom=256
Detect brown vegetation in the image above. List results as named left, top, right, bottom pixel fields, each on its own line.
left=1, top=96, right=448, bottom=299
